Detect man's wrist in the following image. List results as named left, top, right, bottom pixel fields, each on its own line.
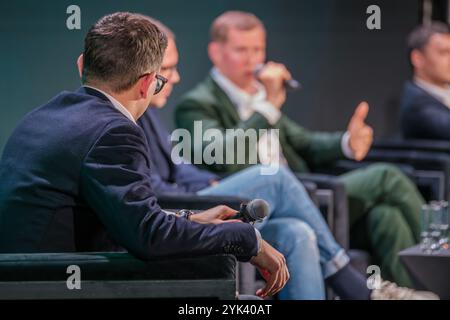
left=341, top=131, right=355, bottom=159
left=209, top=179, right=220, bottom=186
left=177, top=209, right=194, bottom=221
left=254, top=228, right=263, bottom=255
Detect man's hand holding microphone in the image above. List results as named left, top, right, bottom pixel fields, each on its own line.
left=255, top=61, right=294, bottom=109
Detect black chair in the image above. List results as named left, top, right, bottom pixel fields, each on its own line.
left=358, top=146, right=450, bottom=202
left=0, top=252, right=237, bottom=300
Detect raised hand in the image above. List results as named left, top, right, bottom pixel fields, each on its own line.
left=347, top=101, right=373, bottom=161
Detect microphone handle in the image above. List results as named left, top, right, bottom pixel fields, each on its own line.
left=285, top=79, right=301, bottom=91
left=254, top=64, right=302, bottom=91
left=229, top=204, right=253, bottom=223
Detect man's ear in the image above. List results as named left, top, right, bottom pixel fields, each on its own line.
left=208, top=42, right=222, bottom=66
left=410, top=49, right=424, bottom=70
left=138, top=72, right=156, bottom=99
left=77, top=54, right=83, bottom=78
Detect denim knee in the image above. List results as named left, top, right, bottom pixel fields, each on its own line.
left=277, top=165, right=296, bottom=180
left=287, top=220, right=317, bottom=245
left=262, top=218, right=317, bottom=253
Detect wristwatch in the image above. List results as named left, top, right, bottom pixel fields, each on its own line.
left=177, top=209, right=193, bottom=221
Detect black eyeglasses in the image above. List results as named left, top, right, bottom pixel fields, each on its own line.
left=154, top=74, right=168, bottom=95
left=138, top=73, right=168, bottom=95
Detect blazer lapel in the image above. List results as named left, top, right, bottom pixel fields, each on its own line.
left=409, top=81, right=449, bottom=111
left=207, top=76, right=241, bottom=123
left=146, top=109, right=173, bottom=162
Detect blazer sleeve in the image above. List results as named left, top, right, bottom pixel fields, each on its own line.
left=148, top=162, right=215, bottom=194
left=281, top=115, right=346, bottom=168
left=79, top=121, right=258, bottom=261
left=173, top=162, right=219, bottom=192
left=402, top=95, right=450, bottom=140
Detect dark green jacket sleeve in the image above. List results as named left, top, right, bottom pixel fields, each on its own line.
left=175, top=87, right=274, bottom=174
left=280, top=116, right=346, bottom=169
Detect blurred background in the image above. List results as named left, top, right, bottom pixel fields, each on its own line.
left=1, top=0, right=448, bottom=152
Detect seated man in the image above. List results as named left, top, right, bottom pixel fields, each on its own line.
left=400, top=22, right=450, bottom=140
left=175, top=11, right=426, bottom=289
left=131, top=17, right=437, bottom=300
left=0, top=12, right=289, bottom=299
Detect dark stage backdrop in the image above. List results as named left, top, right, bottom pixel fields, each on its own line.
left=0, top=0, right=420, bottom=152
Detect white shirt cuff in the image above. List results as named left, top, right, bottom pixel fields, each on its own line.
left=254, top=228, right=263, bottom=254
left=251, top=101, right=282, bottom=125
left=341, top=131, right=355, bottom=159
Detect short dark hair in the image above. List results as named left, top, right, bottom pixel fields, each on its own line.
left=82, top=12, right=168, bottom=93
left=407, top=22, right=449, bottom=56
left=146, top=17, right=175, bottom=40
left=210, top=11, right=265, bottom=43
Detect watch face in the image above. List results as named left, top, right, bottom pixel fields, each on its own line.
left=178, top=209, right=193, bottom=220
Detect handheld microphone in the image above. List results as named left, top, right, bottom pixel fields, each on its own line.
left=234, top=199, right=269, bottom=223
left=254, top=64, right=302, bottom=91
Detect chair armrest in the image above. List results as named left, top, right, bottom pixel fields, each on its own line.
left=373, top=138, right=450, bottom=153
left=363, top=150, right=450, bottom=201
left=369, top=150, right=450, bottom=200
left=328, top=149, right=450, bottom=201
left=0, top=252, right=237, bottom=300
left=301, top=180, right=319, bottom=206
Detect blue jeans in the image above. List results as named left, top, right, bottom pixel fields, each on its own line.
left=199, top=165, right=349, bottom=299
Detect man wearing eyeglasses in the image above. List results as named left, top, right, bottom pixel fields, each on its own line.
left=0, top=12, right=289, bottom=298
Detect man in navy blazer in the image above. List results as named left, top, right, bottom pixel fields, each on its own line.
left=401, top=22, right=450, bottom=140
left=0, top=12, right=288, bottom=298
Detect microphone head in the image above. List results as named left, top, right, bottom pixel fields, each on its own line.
left=246, top=199, right=269, bottom=221
left=253, top=64, right=264, bottom=77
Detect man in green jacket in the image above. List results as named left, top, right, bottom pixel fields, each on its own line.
left=175, top=11, right=424, bottom=287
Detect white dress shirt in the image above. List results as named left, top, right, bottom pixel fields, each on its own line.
left=210, top=68, right=354, bottom=163
left=414, top=77, right=450, bottom=109
left=83, top=85, right=137, bottom=125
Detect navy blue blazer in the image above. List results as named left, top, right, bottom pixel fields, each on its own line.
left=400, top=80, right=450, bottom=140
left=0, top=87, right=257, bottom=260
left=137, top=108, right=217, bottom=194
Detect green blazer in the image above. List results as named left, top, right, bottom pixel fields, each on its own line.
left=175, top=75, right=346, bottom=174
